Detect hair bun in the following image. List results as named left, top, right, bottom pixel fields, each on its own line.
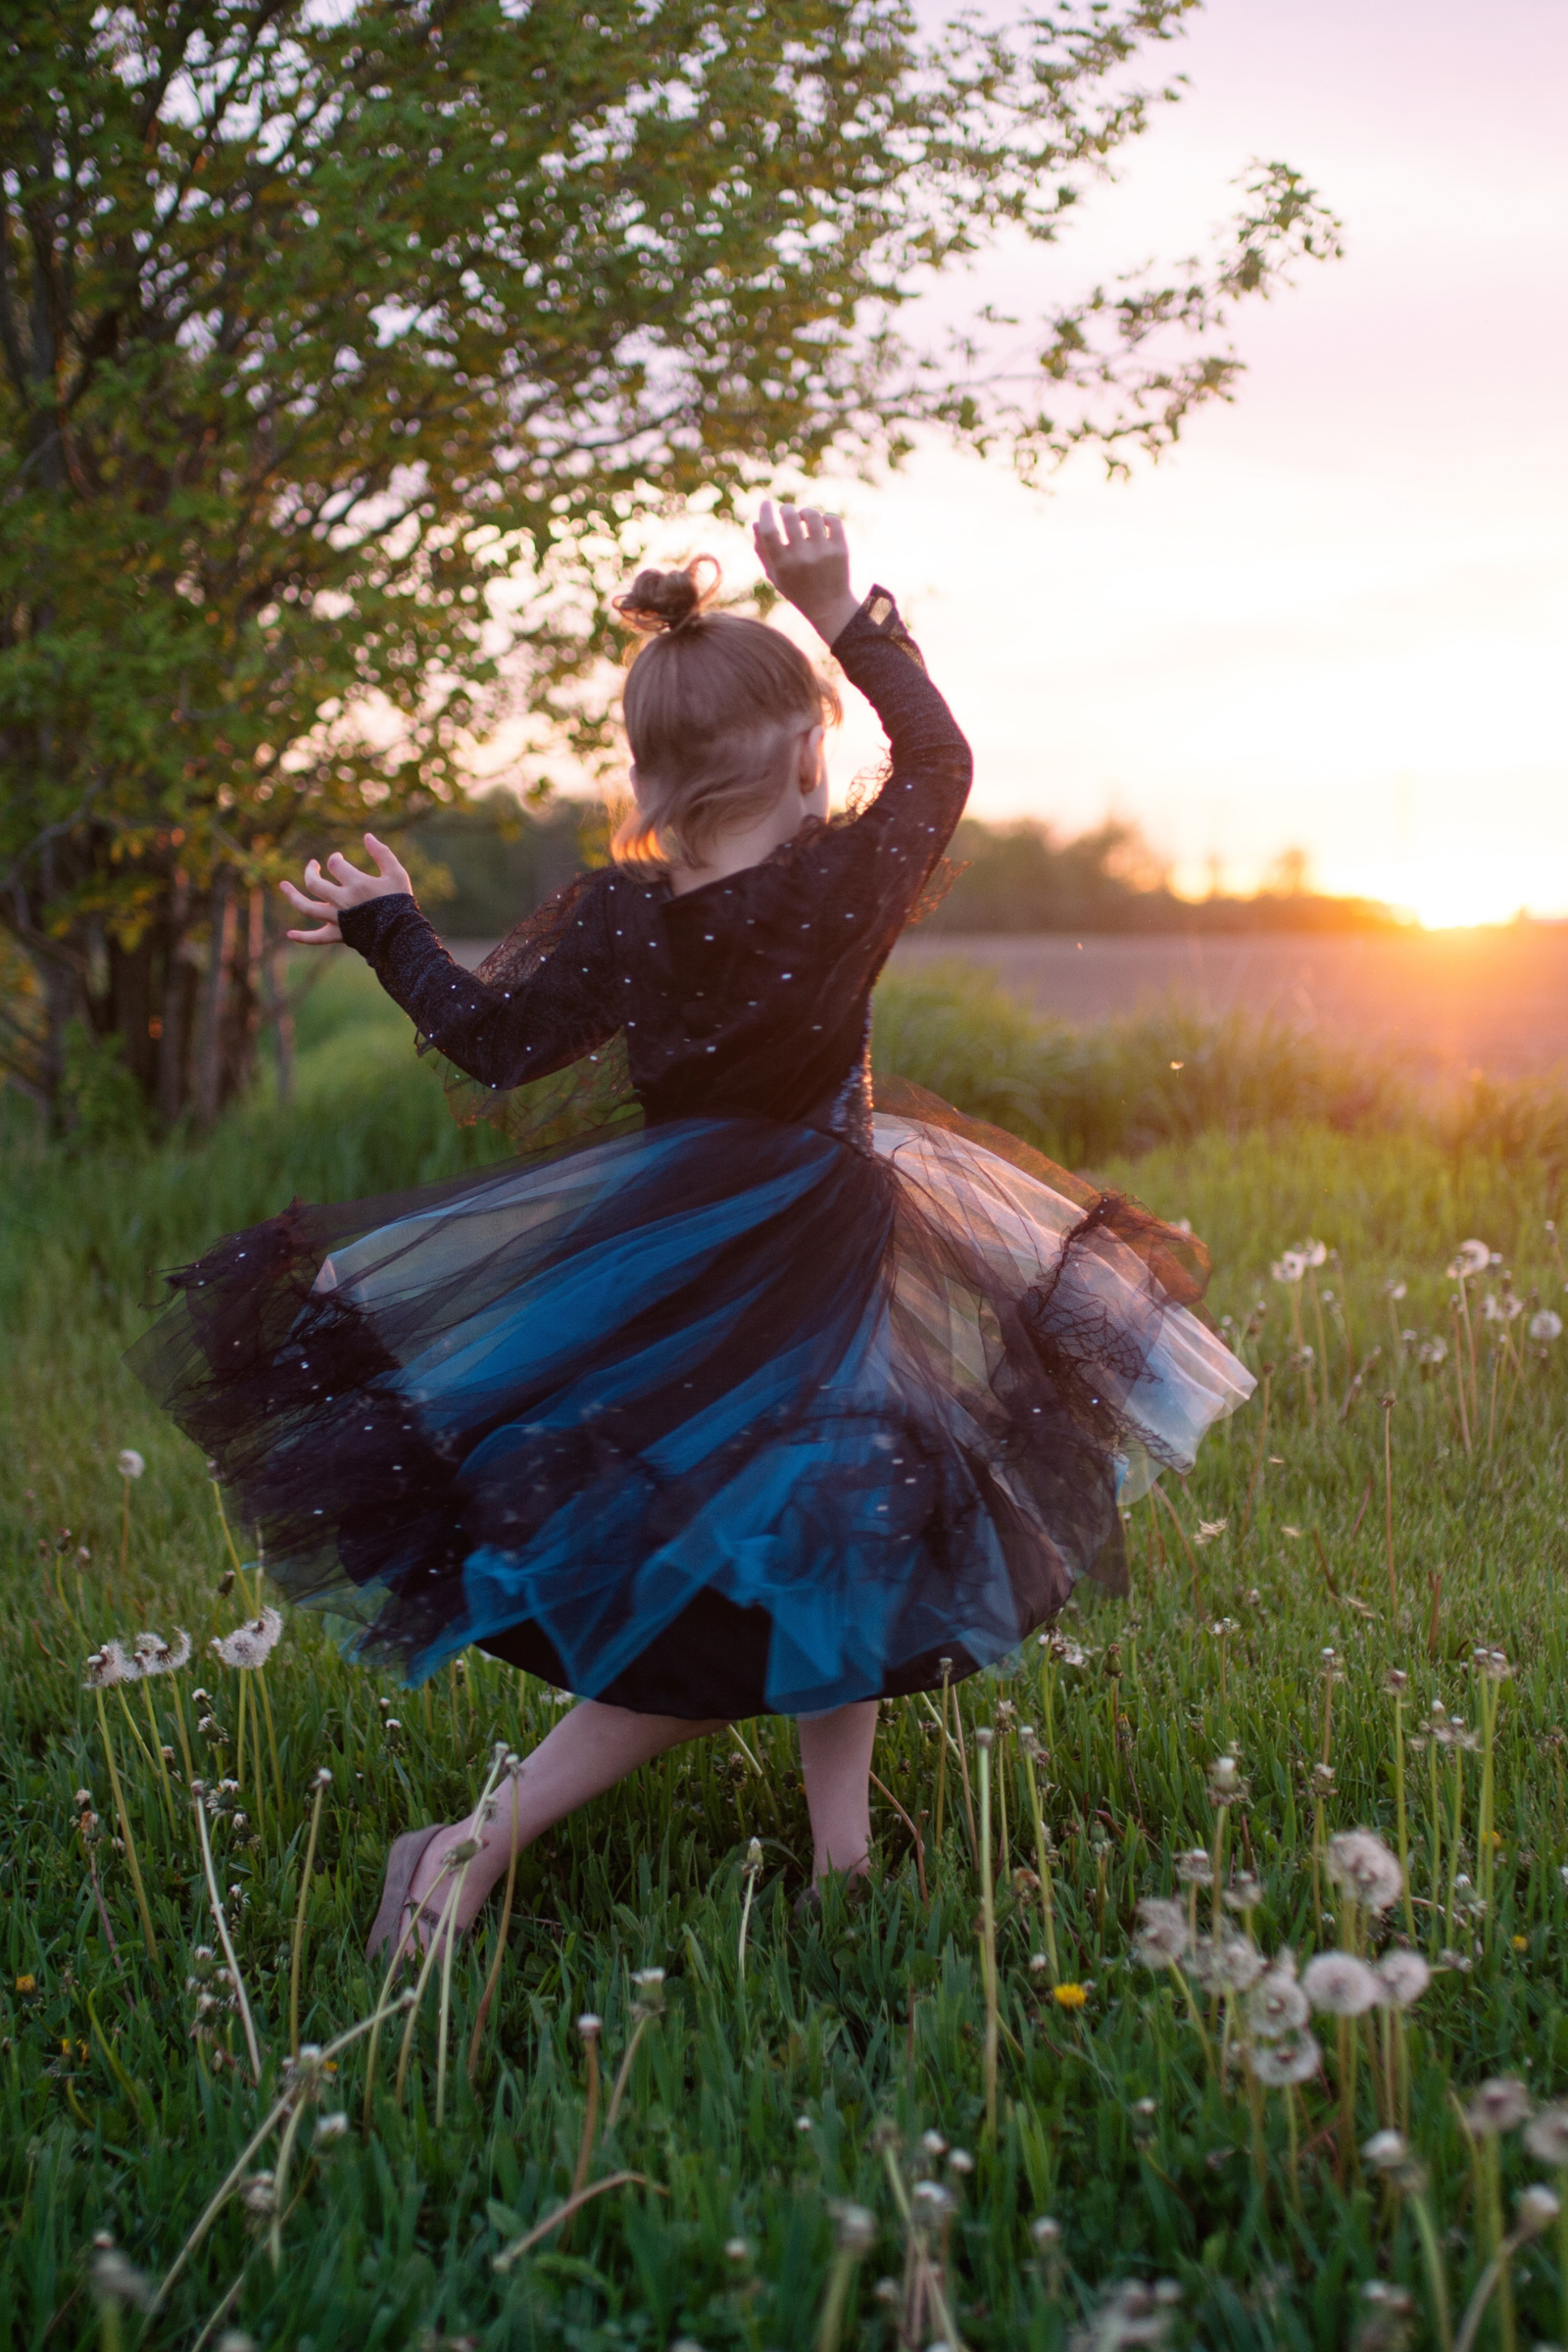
left=612, top=555, right=720, bottom=637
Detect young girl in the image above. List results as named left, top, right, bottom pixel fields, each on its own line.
left=135, top=504, right=1251, bottom=1955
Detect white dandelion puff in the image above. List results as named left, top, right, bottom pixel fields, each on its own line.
left=131, top=1629, right=191, bottom=1678
left=1447, top=1239, right=1491, bottom=1278
left=1523, top=2105, right=1568, bottom=2166
left=1251, top=2030, right=1322, bottom=2087
left=1463, top=2078, right=1533, bottom=2134
left=1530, top=1309, right=1563, bottom=1342
left=1375, top=1950, right=1431, bottom=2010
left=116, top=1449, right=146, bottom=1481
left=1301, top=1952, right=1381, bottom=2017
left=1249, top=1960, right=1309, bottom=2038
left=1324, top=1830, right=1405, bottom=1915
left=82, top=1642, right=141, bottom=1689
left=210, top=1608, right=283, bottom=1671
left=1131, top=1898, right=1190, bottom=1968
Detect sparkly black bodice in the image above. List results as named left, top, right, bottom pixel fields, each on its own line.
left=338, top=589, right=970, bottom=1146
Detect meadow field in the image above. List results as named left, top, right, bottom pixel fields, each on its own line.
left=5, top=957, right=1568, bottom=2352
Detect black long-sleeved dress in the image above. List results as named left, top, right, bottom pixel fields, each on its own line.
left=134, top=592, right=1250, bottom=1715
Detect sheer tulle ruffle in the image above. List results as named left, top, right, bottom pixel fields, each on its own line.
left=131, top=1110, right=1252, bottom=1717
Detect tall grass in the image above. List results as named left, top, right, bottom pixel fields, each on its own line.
left=5, top=958, right=1568, bottom=2350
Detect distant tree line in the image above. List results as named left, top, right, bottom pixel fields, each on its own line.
left=413, top=798, right=1400, bottom=940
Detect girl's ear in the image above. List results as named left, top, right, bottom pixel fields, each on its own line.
left=797, top=723, right=825, bottom=795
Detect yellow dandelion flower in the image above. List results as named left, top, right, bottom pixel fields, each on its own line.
left=1053, top=1983, right=1089, bottom=2010
left=1512, top=1936, right=1530, bottom=1952
left=15, top=1973, right=36, bottom=1993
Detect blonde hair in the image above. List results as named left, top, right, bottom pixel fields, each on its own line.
left=611, top=557, right=842, bottom=873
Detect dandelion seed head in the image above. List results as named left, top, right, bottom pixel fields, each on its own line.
left=238, top=2172, right=276, bottom=2216
left=1448, top=1239, right=1491, bottom=1278
left=89, top=2246, right=152, bottom=2309
left=1031, top=2215, right=1063, bottom=2249
left=132, top=1629, right=191, bottom=1677
left=1188, top=1937, right=1266, bottom=1996
left=575, top=2013, right=602, bottom=2041
left=1375, top=1950, right=1431, bottom=2009
left=920, top=2130, right=948, bottom=2157
left=724, top=2234, right=754, bottom=2264
left=1250, top=2029, right=1322, bottom=2087
left=314, top=2112, right=350, bottom=2144
left=1385, top=1279, right=1407, bottom=1300
left=1301, top=1952, right=1381, bottom=2017
left=1325, top=1830, right=1405, bottom=1914
left=1530, top=1308, right=1563, bottom=1342
left=210, top=1607, right=282, bottom=1671
left=1362, top=2130, right=1409, bottom=2171
left=1472, top=1646, right=1512, bottom=1683
left=1524, top=2105, right=1568, bottom=2166
left=1175, top=1849, right=1213, bottom=1887
left=1384, top=1668, right=1409, bottom=1695
left=82, top=1642, right=139, bottom=1689
left=1206, top=1754, right=1243, bottom=1800
left=1516, top=2184, right=1560, bottom=2234
left=115, top=1450, right=145, bottom=1481
left=1223, top=1872, right=1263, bottom=1912
left=1463, top=2078, right=1533, bottom=2134
left=947, top=2147, right=975, bottom=2176
left=1132, top=1898, right=1190, bottom=1967
left=1272, top=1252, right=1306, bottom=1285
left=1248, top=1961, right=1309, bottom=2037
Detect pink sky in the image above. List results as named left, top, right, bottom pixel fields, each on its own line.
left=644, top=0, right=1568, bottom=924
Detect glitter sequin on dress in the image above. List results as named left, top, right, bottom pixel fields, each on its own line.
left=131, top=590, right=1253, bottom=1715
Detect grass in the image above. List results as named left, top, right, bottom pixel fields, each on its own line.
left=5, top=955, right=1568, bottom=2350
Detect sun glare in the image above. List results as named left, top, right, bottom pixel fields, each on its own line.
left=1330, top=857, right=1539, bottom=932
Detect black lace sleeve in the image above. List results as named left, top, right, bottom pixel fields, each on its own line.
left=822, top=586, right=973, bottom=916
left=336, top=873, right=617, bottom=1092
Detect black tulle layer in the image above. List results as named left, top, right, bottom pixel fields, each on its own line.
left=130, top=1108, right=1249, bottom=1716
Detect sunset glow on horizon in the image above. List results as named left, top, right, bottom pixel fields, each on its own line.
left=609, top=0, right=1568, bottom=932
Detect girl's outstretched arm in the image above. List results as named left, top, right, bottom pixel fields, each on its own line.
left=286, top=845, right=619, bottom=1094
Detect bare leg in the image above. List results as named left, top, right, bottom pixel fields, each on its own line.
left=403, top=1698, right=725, bottom=1937
left=798, top=1700, right=879, bottom=1883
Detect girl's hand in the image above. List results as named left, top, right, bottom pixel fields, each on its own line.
left=279, top=833, right=413, bottom=945
left=753, top=501, right=860, bottom=646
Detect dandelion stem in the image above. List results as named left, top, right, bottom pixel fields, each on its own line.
left=255, top=1667, right=285, bottom=1818
left=289, top=1774, right=329, bottom=2059
left=976, top=1731, right=1000, bottom=2140
left=94, top=1689, right=160, bottom=1969
left=933, top=1666, right=950, bottom=1846
left=140, top=1681, right=179, bottom=1837
left=569, top=2028, right=601, bottom=2205
left=468, top=1773, right=521, bottom=2084
left=394, top=1867, right=462, bottom=2108
left=953, top=1684, right=977, bottom=1866
left=1392, top=1691, right=1417, bottom=1942
left=1021, top=1742, right=1058, bottom=1982
left=602, top=2013, right=651, bottom=2141
left=190, top=1782, right=261, bottom=2082
left=1406, top=2186, right=1455, bottom=2352
left=119, top=1478, right=131, bottom=1577
left=434, top=1849, right=473, bottom=2131
left=815, top=2244, right=866, bottom=2352
left=1383, top=1394, right=1398, bottom=1614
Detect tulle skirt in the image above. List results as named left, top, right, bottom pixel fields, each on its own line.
left=131, top=1107, right=1252, bottom=1716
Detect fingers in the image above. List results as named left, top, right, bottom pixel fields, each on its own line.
left=285, top=923, right=342, bottom=946
left=279, top=876, right=338, bottom=917
left=754, top=500, right=845, bottom=558
left=364, top=832, right=412, bottom=890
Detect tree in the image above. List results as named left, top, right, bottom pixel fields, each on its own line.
left=0, top=0, right=1339, bottom=1127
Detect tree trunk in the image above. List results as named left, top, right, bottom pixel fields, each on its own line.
left=191, top=873, right=236, bottom=1130
left=156, top=872, right=192, bottom=1126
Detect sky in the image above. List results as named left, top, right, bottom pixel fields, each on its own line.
left=631, top=0, right=1568, bottom=926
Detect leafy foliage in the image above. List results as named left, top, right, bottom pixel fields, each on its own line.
left=0, top=0, right=1340, bottom=1124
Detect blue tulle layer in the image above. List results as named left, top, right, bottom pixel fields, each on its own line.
left=131, top=1109, right=1252, bottom=1715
